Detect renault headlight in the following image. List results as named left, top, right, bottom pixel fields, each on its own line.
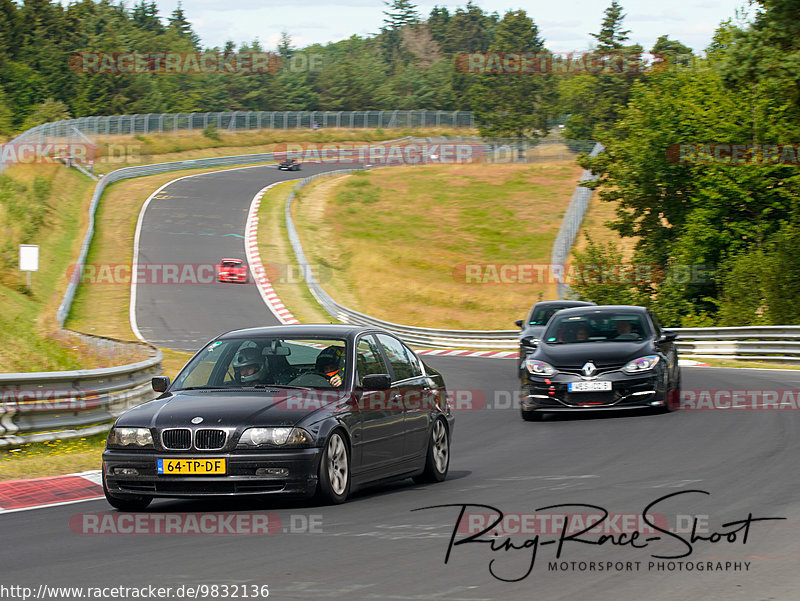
left=622, top=355, right=660, bottom=373
left=525, top=359, right=558, bottom=376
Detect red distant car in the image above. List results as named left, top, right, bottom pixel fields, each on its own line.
left=217, top=258, right=248, bottom=283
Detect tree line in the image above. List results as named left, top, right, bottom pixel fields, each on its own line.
left=573, top=0, right=800, bottom=326
left=0, top=0, right=679, bottom=137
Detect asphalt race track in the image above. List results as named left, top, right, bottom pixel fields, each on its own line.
left=3, top=164, right=798, bottom=600
left=133, top=162, right=356, bottom=350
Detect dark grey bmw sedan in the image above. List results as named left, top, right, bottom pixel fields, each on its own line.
left=103, top=324, right=453, bottom=509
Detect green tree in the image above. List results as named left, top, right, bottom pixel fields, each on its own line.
left=469, top=10, right=551, bottom=140
left=168, top=1, right=200, bottom=50
left=590, top=1, right=631, bottom=51
left=21, top=97, right=71, bottom=129
left=0, top=84, right=13, bottom=134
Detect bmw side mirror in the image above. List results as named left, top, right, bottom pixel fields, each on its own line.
left=361, top=374, right=391, bottom=390
left=152, top=376, right=170, bottom=393
left=514, top=319, right=524, bottom=328
left=520, top=336, right=538, bottom=348
left=659, top=331, right=678, bottom=343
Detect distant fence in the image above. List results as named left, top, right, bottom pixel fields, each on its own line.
left=551, top=142, right=604, bottom=298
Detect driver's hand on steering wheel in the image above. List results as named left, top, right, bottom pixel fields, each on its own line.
left=329, top=374, right=342, bottom=387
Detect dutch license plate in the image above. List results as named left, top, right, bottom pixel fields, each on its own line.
left=157, top=458, right=226, bottom=475
left=568, top=381, right=612, bottom=392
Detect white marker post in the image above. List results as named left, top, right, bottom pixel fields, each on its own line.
left=19, top=244, right=39, bottom=292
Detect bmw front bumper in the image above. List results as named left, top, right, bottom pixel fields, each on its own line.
left=102, top=447, right=323, bottom=498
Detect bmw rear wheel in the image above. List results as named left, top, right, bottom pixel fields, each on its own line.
left=413, top=418, right=449, bottom=483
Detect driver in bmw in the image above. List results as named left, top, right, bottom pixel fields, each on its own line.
left=232, top=347, right=270, bottom=385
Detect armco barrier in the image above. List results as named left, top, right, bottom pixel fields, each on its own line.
left=0, top=338, right=161, bottom=446
left=551, top=142, right=604, bottom=299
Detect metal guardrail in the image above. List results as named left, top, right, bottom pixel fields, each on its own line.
left=551, top=142, right=604, bottom=299
left=0, top=336, right=162, bottom=446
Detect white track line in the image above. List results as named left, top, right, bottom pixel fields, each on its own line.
left=129, top=163, right=284, bottom=342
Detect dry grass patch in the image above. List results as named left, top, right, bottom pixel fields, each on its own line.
left=572, top=191, right=637, bottom=260
left=292, top=160, right=584, bottom=329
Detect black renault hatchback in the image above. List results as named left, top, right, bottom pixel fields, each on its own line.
left=519, top=305, right=679, bottom=420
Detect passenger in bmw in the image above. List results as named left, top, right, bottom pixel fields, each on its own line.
left=315, top=347, right=345, bottom=387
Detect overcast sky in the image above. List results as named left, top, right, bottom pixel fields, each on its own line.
left=152, top=0, right=751, bottom=53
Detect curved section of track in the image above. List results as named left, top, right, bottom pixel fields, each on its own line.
left=133, top=162, right=352, bottom=351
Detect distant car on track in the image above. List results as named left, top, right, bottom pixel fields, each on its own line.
left=217, top=258, right=248, bottom=283
left=515, top=300, right=595, bottom=375
left=102, top=324, right=453, bottom=509
left=519, top=305, right=680, bottom=420
left=278, top=158, right=301, bottom=171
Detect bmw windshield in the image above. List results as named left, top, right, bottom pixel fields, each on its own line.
left=172, top=337, right=348, bottom=390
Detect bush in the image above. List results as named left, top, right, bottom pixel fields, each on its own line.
left=202, top=123, right=221, bottom=141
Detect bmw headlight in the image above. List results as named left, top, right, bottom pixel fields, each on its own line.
left=525, top=359, right=558, bottom=376
left=238, top=427, right=313, bottom=447
left=622, top=355, right=660, bottom=374
left=107, top=427, right=153, bottom=448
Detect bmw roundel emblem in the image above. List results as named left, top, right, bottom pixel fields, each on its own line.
left=191, top=416, right=204, bottom=424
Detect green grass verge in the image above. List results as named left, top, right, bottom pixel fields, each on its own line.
left=0, top=432, right=107, bottom=481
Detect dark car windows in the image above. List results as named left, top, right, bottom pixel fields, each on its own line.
left=403, top=344, right=423, bottom=377
left=544, top=312, right=650, bottom=343
left=173, top=337, right=348, bottom=389
left=356, top=337, right=390, bottom=384
left=376, top=334, right=415, bottom=381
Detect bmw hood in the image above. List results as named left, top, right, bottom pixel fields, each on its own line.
left=115, top=389, right=349, bottom=429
